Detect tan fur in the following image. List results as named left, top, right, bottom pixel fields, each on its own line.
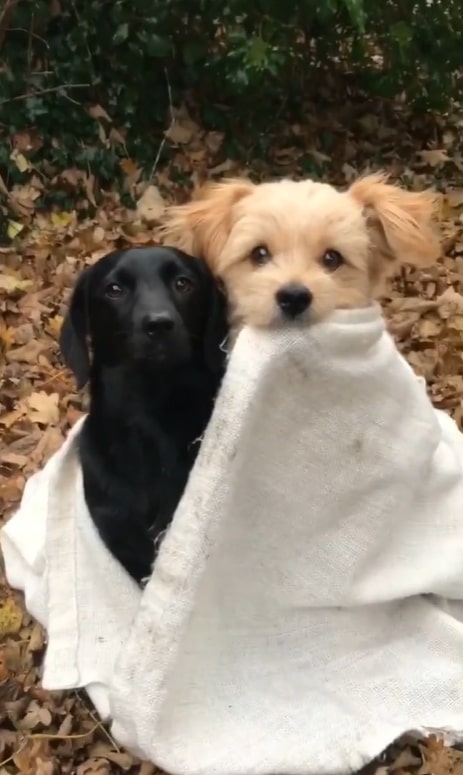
left=161, top=173, right=440, bottom=330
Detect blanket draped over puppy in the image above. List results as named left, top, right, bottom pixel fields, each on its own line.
left=2, top=304, right=463, bottom=775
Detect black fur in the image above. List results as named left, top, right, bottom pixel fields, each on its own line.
left=60, top=246, right=228, bottom=583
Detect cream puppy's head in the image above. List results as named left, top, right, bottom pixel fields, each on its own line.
left=161, top=173, right=440, bottom=328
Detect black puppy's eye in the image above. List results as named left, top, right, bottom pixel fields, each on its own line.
left=105, top=282, right=125, bottom=299
left=322, top=250, right=344, bottom=272
left=250, top=245, right=271, bottom=266
left=174, top=276, right=194, bottom=294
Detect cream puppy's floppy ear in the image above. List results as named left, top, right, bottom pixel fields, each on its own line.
left=349, top=172, right=441, bottom=267
left=161, top=178, right=255, bottom=269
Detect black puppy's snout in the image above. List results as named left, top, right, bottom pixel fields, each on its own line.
left=276, top=284, right=312, bottom=319
left=142, top=312, right=175, bottom=337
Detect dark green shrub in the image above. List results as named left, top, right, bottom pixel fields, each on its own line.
left=0, top=0, right=461, bottom=200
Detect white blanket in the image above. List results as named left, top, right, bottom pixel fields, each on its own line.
left=2, top=304, right=463, bottom=775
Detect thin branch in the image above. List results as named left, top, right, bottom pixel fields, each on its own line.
left=0, top=0, right=18, bottom=52
left=149, top=67, right=175, bottom=180
left=0, top=83, right=90, bottom=106
left=7, top=27, right=49, bottom=48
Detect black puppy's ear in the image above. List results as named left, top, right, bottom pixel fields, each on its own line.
left=59, top=267, right=92, bottom=389
left=203, top=278, right=229, bottom=375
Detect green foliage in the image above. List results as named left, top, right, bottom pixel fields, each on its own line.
left=0, top=0, right=461, bottom=189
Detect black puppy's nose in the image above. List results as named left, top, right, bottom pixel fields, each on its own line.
left=276, top=284, right=312, bottom=318
left=142, top=312, right=175, bottom=336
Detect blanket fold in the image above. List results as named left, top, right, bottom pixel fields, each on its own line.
left=2, top=304, right=463, bottom=774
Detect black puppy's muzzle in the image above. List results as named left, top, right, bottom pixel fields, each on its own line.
left=134, top=308, right=191, bottom=366
left=276, top=283, right=312, bottom=319
left=142, top=312, right=175, bottom=337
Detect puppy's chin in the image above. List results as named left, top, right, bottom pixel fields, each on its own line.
left=231, top=288, right=369, bottom=330
left=131, top=338, right=192, bottom=369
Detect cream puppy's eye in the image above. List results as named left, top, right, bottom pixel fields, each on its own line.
left=322, top=250, right=344, bottom=271
left=250, top=245, right=271, bottom=266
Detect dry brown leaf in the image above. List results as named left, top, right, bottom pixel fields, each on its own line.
left=85, top=173, right=97, bottom=208
left=0, top=595, right=23, bottom=636
left=109, top=127, right=126, bottom=145
left=0, top=274, right=33, bottom=293
left=77, top=758, right=111, bottom=775
left=57, top=713, right=74, bottom=736
left=204, top=131, right=225, bottom=155
left=137, top=763, right=157, bottom=775
left=10, top=148, right=32, bottom=173
left=13, top=738, right=51, bottom=774
left=418, top=149, right=450, bottom=166
left=165, top=121, right=194, bottom=145
left=445, top=189, right=463, bottom=208
left=25, top=392, right=60, bottom=426
left=88, top=104, right=112, bottom=122
left=0, top=450, right=30, bottom=467
left=6, top=339, right=47, bottom=363
left=89, top=741, right=135, bottom=769
left=21, top=700, right=53, bottom=730
left=27, top=621, right=45, bottom=653
left=0, top=406, right=27, bottom=429
left=418, top=317, right=443, bottom=338
left=136, top=185, right=165, bottom=224
left=437, top=287, right=463, bottom=316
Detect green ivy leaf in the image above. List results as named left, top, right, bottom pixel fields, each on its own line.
left=145, top=34, right=171, bottom=57
left=390, top=21, right=413, bottom=47
left=246, top=37, right=269, bottom=69
left=113, top=23, right=129, bottom=45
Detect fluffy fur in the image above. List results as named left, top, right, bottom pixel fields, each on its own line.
left=161, top=173, right=440, bottom=329
left=60, top=246, right=228, bottom=583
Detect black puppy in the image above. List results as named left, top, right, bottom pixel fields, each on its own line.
left=60, top=246, right=228, bottom=583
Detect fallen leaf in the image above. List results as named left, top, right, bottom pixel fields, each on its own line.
left=25, top=392, right=60, bottom=426
left=6, top=220, right=25, bottom=240
left=0, top=595, right=23, bottom=636
left=28, top=622, right=45, bottom=652
left=109, top=127, right=126, bottom=145
left=417, top=149, right=450, bottom=166
left=418, top=318, right=443, bottom=338
left=0, top=324, right=15, bottom=350
left=77, top=758, right=111, bottom=775
left=13, top=739, right=51, bottom=775
left=165, top=121, right=194, bottom=145
left=89, top=741, right=134, bottom=769
left=6, top=340, right=47, bottom=363
left=0, top=451, right=30, bottom=467
left=136, top=185, right=165, bottom=224
left=85, top=173, right=97, bottom=207
left=445, top=189, right=463, bottom=208
left=0, top=272, right=32, bottom=292
left=20, top=701, right=53, bottom=730
left=10, top=149, right=32, bottom=173
left=0, top=406, right=27, bottom=428
left=88, top=104, right=112, bottom=122
left=51, top=211, right=74, bottom=228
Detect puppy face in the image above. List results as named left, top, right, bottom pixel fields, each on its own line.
left=60, top=246, right=227, bottom=388
left=162, top=174, right=440, bottom=328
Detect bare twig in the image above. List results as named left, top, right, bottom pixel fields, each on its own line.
left=0, top=83, right=90, bottom=106
left=0, top=0, right=18, bottom=51
left=149, top=67, right=175, bottom=181
left=7, top=27, right=49, bottom=48
left=27, top=10, right=34, bottom=69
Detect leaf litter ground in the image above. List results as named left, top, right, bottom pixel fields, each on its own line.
left=1, top=96, right=463, bottom=775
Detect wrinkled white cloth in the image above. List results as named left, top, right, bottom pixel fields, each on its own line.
left=2, top=304, right=463, bottom=775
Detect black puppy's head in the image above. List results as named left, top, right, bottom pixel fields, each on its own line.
left=60, top=246, right=228, bottom=389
